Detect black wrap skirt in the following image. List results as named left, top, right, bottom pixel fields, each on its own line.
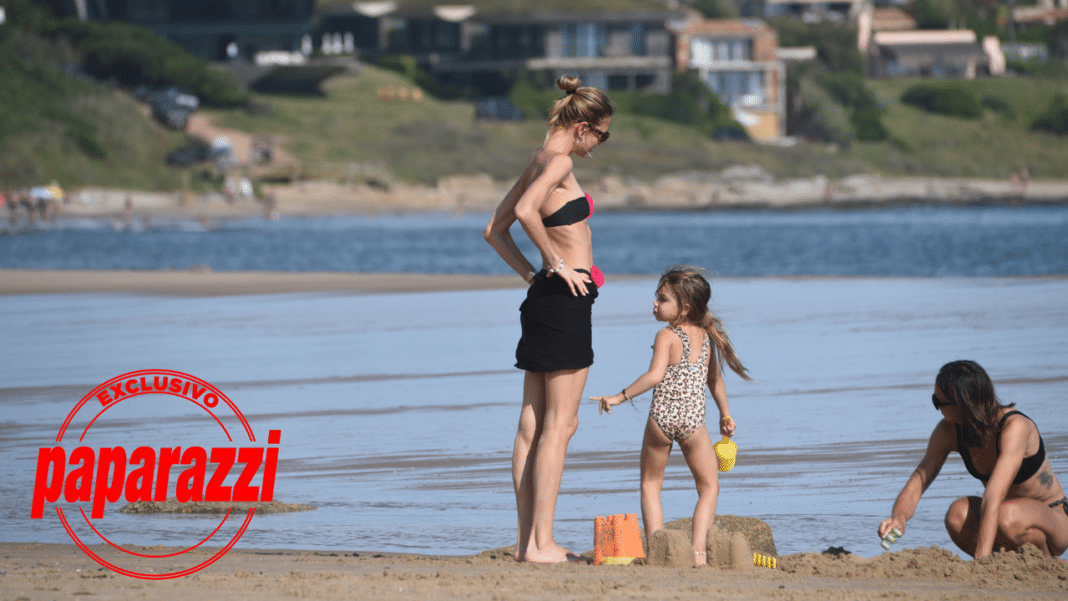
left=515, top=270, right=599, bottom=373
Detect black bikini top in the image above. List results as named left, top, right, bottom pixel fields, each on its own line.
left=542, top=193, right=593, bottom=228
left=956, top=410, right=1046, bottom=485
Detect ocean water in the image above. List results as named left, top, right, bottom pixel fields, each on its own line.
left=2, top=277, right=1067, bottom=561
left=3, top=205, right=1068, bottom=276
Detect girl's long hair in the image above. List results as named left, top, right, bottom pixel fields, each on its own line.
left=658, top=265, right=752, bottom=381
left=547, top=75, right=613, bottom=129
left=935, top=360, right=1012, bottom=447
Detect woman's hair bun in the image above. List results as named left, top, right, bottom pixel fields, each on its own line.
left=547, top=74, right=612, bottom=128
left=556, top=75, right=581, bottom=95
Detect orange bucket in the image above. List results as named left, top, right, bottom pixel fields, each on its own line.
left=594, top=513, right=645, bottom=565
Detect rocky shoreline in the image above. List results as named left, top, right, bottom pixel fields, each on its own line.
left=27, top=171, right=1068, bottom=223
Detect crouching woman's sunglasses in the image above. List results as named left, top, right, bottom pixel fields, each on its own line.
left=932, top=394, right=953, bottom=410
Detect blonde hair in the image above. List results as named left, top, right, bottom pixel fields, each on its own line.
left=547, top=75, right=613, bottom=129
left=657, top=265, right=752, bottom=382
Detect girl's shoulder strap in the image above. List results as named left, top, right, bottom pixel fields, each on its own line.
left=669, top=325, right=691, bottom=360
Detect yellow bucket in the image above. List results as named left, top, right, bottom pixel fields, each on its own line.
left=714, top=436, right=737, bottom=472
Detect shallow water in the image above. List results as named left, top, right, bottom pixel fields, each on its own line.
left=2, top=278, right=1067, bottom=559
left=4, top=206, right=1068, bottom=275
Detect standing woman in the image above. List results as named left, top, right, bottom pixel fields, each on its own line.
left=879, top=360, right=1068, bottom=558
left=484, top=75, right=612, bottom=563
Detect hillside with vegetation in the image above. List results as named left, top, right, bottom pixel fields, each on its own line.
left=3, top=0, right=1068, bottom=193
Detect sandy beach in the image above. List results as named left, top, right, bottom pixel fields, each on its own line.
left=3, top=270, right=1067, bottom=599
left=2, top=540, right=1066, bottom=600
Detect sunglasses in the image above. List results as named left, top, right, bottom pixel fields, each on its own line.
left=932, top=393, right=953, bottom=410
left=587, top=125, right=610, bottom=143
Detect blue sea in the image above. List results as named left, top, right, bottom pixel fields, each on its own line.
left=2, top=206, right=1067, bottom=566
left=3, top=205, right=1067, bottom=276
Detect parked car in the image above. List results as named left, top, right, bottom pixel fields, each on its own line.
left=166, top=142, right=210, bottom=167
left=137, top=86, right=200, bottom=130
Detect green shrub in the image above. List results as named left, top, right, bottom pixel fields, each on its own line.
left=1030, top=93, right=1068, bottom=135
left=611, top=71, right=746, bottom=140
left=814, top=72, right=878, bottom=111
left=770, top=19, right=863, bottom=75
left=851, top=106, right=889, bottom=142
left=48, top=20, right=248, bottom=107
left=509, top=71, right=746, bottom=140
left=692, top=0, right=738, bottom=19
left=980, top=95, right=1015, bottom=119
left=376, top=54, right=466, bottom=100
left=901, top=83, right=982, bottom=119
left=795, top=77, right=854, bottom=146
left=812, top=71, right=888, bottom=141
left=0, top=35, right=107, bottom=159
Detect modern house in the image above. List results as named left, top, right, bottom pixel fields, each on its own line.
left=48, top=0, right=316, bottom=61
left=756, top=0, right=862, bottom=20
left=316, top=2, right=683, bottom=93
left=856, top=6, right=1004, bottom=78
left=671, top=19, right=785, bottom=141
left=864, top=30, right=1004, bottom=78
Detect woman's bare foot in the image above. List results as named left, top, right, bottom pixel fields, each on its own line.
left=694, top=550, right=707, bottom=567
left=522, top=543, right=575, bottom=564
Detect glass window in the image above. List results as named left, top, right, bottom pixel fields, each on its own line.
left=562, top=23, right=605, bottom=58
left=691, top=39, right=712, bottom=67
left=630, top=23, right=645, bottom=56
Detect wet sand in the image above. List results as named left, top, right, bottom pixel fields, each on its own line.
left=2, top=541, right=1065, bottom=600
left=0, top=268, right=527, bottom=296
left=4, top=270, right=1067, bottom=598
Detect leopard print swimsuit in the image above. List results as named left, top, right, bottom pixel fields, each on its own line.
left=649, top=326, right=710, bottom=442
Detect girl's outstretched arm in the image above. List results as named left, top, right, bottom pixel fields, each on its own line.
left=591, top=328, right=676, bottom=415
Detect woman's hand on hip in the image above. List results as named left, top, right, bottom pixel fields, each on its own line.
left=554, top=266, right=592, bottom=297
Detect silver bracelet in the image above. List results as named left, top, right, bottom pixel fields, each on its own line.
left=524, top=270, right=536, bottom=283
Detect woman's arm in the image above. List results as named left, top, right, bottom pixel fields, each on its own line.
left=973, top=417, right=1028, bottom=558
left=878, top=420, right=954, bottom=538
left=484, top=159, right=538, bottom=280
left=592, top=328, right=676, bottom=414
left=513, top=154, right=590, bottom=297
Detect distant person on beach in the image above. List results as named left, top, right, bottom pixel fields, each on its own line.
left=879, top=360, right=1068, bottom=558
left=592, top=266, right=751, bottom=566
left=483, top=74, right=612, bottom=563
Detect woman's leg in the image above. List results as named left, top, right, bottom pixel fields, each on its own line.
left=678, top=424, right=720, bottom=566
left=945, top=496, right=1068, bottom=557
left=512, top=371, right=546, bottom=561
left=640, top=416, right=673, bottom=545
left=523, top=367, right=588, bottom=563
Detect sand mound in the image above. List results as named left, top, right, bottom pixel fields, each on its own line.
left=661, top=515, right=778, bottom=556
left=120, top=499, right=316, bottom=514
left=782, top=544, right=1068, bottom=590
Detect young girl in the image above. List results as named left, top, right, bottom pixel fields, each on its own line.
left=591, top=265, right=751, bottom=566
